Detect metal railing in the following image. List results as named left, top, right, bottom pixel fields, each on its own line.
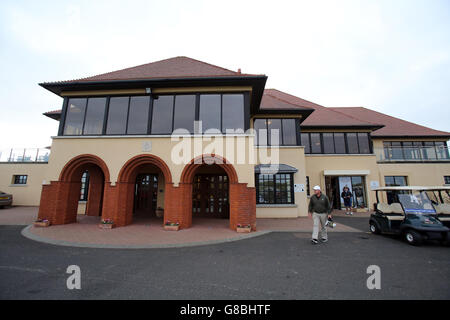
left=0, top=148, right=50, bottom=163
left=374, top=146, right=450, bottom=162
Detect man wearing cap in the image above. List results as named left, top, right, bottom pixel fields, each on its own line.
left=308, top=185, right=332, bottom=244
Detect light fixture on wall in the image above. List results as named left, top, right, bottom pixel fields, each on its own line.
left=145, top=88, right=152, bottom=95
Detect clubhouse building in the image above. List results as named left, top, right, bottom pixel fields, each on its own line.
left=1, top=56, right=449, bottom=231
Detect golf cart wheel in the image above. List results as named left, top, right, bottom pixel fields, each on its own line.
left=369, top=221, right=380, bottom=234
left=404, top=230, right=423, bottom=246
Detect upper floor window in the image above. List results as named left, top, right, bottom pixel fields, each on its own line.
left=254, top=118, right=298, bottom=146
left=301, top=132, right=372, bottom=154
left=62, top=93, right=247, bottom=136
left=382, top=141, right=449, bottom=161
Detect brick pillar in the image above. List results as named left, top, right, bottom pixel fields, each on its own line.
left=164, top=183, right=191, bottom=229
left=38, top=181, right=80, bottom=225
left=229, top=183, right=256, bottom=231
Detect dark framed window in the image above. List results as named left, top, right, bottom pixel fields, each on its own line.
left=173, top=94, right=196, bottom=133
left=383, top=141, right=449, bottom=161
left=346, top=133, right=359, bottom=154
left=80, top=171, right=90, bottom=201
left=13, top=175, right=27, bottom=185
left=310, top=133, right=322, bottom=153
left=445, top=176, right=450, bottom=185
left=83, top=97, right=106, bottom=135
left=323, top=133, right=335, bottom=154
left=357, top=133, right=371, bottom=154
left=151, top=95, right=174, bottom=134
left=222, top=94, right=245, bottom=133
left=106, top=96, right=129, bottom=135
left=64, top=98, right=87, bottom=135
left=254, top=118, right=299, bottom=146
left=127, top=96, right=150, bottom=134
left=334, top=133, right=346, bottom=153
left=256, top=173, right=294, bottom=204
left=199, top=94, right=221, bottom=133
left=301, top=133, right=311, bottom=153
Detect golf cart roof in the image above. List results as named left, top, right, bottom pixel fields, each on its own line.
left=373, top=186, right=450, bottom=192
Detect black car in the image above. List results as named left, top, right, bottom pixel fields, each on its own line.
left=369, top=187, right=449, bottom=246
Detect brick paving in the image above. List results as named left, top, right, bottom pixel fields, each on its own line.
left=2, top=206, right=363, bottom=248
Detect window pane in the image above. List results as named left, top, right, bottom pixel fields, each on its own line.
left=83, top=97, right=106, bottom=135
left=357, top=133, right=370, bottom=154
left=127, top=96, right=150, bottom=134
left=268, top=119, right=281, bottom=146
left=173, top=95, right=196, bottom=133
left=199, top=94, right=221, bottom=133
left=64, top=98, right=87, bottom=135
left=301, top=133, right=310, bottom=153
left=106, top=97, right=129, bottom=134
left=347, top=133, right=359, bottom=154
left=310, top=133, right=321, bottom=153
left=282, top=119, right=297, bottom=145
left=323, top=133, right=335, bottom=153
left=151, top=95, right=174, bottom=134
left=222, top=94, right=244, bottom=132
left=254, top=119, right=267, bottom=146
left=334, top=133, right=346, bottom=153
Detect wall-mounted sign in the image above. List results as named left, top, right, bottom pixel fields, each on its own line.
left=370, top=181, right=380, bottom=190
left=294, top=184, right=305, bottom=192
left=142, top=141, right=152, bottom=152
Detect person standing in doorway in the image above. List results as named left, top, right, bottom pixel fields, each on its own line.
left=341, top=186, right=353, bottom=215
left=308, top=185, right=332, bottom=244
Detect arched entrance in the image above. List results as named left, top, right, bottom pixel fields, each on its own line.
left=38, top=154, right=110, bottom=225
left=116, top=154, right=172, bottom=227
left=178, top=154, right=256, bottom=231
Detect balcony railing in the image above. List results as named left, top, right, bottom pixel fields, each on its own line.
left=375, top=146, right=450, bottom=162
left=0, top=148, right=50, bottom=163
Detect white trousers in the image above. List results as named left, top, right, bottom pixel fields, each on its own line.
left=312, top=212, right=328, bottom=240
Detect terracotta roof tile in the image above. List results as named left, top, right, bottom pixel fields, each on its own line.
left=329, top=107, right=450, bottom=137
left=43, top=56, right=264, bottom=84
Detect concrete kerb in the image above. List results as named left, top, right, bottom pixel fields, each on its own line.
left=21, top=225, right=273, bottom=249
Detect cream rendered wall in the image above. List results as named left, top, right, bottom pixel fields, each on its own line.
left=0, top=163, right=47, bottom=205
left=45, top=135, right=256, bottom=187
left=255, top=146, right=308, bottom=218
left=305, top=154, right=380, bottom=211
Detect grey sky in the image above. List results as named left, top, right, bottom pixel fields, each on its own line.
left=0, top=0, right=449, bottom=148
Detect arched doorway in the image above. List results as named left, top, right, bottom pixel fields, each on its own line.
left=38, top=154, right=110, bottom=225
left=192, top=164, right=230, bottom=222
left=116, top=154, right=172, bottom=226
left=179, top=154, right=256, bottom=231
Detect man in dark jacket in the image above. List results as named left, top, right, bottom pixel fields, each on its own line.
left=308, top=185, right=332, bottom=244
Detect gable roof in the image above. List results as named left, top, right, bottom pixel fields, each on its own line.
left=329, top=107, right=450, bottom=138
left=42, top=56, right=263, bottom=84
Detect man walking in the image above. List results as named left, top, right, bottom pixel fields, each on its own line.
left=308, top=185, right=332, bottom=244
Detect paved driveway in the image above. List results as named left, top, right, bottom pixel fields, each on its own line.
left=1, top=218, right=449, bottom=299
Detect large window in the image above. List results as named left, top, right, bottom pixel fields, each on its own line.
left=173, top=95, right=196, bottom=133
left=254, top=118, right=298, bottom=146
left=64, top=98, right=87, bottom=135
left=106, top=97, right=129, bottom=134
left=127, top=96, right=150, bottom=134
left=301, top=132, right=372, bottom=154
left=256, top=173, right=294, bottom=204
left=199, top=94, right=221, bottom=133
left=151, top=95, right=174, bottom=134
left=383, top=141, right=449, bottom=161
left=222, top=94, right=245, bottom=132
left=83, top=97, right=106, bottom=135
left=62, top=93, right=247, bottom=136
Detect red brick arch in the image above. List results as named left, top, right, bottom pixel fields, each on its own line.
left=112, top=154, right=173, bottom=227
left=179, top=154, right=238, bottom=184
left=117, top=154, right=172, bottom=184
left=170, top=154, right=255, bottom=231
left=38, top=154, right=110, bottom=225
left=59, top=154, right=110, bottom=182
